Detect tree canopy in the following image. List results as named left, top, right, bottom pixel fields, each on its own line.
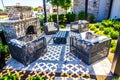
left=60, top=0, right=72, bottom=10
left=46, top=0, right=72, bottom=23
left=47, top=0, right=72, bottom=10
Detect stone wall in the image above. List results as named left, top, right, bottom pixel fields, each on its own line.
left=5, top=6, right=33, bottom=20
left=105, top=0, right=111, bottom=19
left=0, top=17, right=41, bottom=42
left=87, top=0, right=99, bottom=20
left=73, top=0, right=111, bottom=21
left=73, top=0, right=85, bottom=14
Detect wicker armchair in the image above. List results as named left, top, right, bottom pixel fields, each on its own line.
left=8, top=36, right=47, bottom=66
left=44, top=22, right=59, bottom=35
left=70, top=20, right=89, bottom=33
left=70, top=21, right=79, bottom=32
left=70, top=32, right=111, bottom=65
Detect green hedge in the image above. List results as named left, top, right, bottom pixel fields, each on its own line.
left=59, top=14, right=66, bottom=24
left=89, top=25, right=96, bottom=31
left=113, top=22, right=120, bottom=31
left=94, top=23, right=100, bottom=28
left=110, top=40, right=116, bottom=48
left=28, top=76, right=46, bottom=80
left=60, top=24, right=65, bottom=28
left=78, top=11, right=85, bottom=20
left=99, top=25, right=105, bottom=30
left=0, top=74, right=46, bottom=80
left=110, top=31, right=119, bottom=39
left=47, top=12, right=76, bottom=24
left=102, top=19, right=114, bottom=27
left=104, top=28, right=114, bottom=35
left=66, top=12, right=76, bottom=23
left=0, top=74, right=18, bottom=80
left=89, top=14, right=95, bottom=23
left=51, top=14, right=57, bottom=23
left=0, top=41, right=9, bottom=57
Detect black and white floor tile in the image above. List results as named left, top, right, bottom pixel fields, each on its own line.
left=4, top=31, right=112, bottom=76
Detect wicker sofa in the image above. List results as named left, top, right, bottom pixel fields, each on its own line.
left=8, top=35, right=47, bottom=66
left=70, top=20, right=89, bottom=33
left=70, top=32, right=111, bottom=65
left=44, top=22, right=59, bottom=35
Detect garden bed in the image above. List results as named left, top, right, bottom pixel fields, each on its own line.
left=89, top=19, right=120, bottom=53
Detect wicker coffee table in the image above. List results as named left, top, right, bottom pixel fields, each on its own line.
left=53, top=31, right=69, bottom=44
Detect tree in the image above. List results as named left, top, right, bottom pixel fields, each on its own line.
left=47, top=0, right=61, bottom=24
left=60, top=0, right=72, bottom=13
left=47, top=0, right=72, bottom=23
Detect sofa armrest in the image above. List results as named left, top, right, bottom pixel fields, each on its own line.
left=9, top=39, right=26, bottom=48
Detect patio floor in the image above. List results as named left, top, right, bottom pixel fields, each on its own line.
left=3, top=29, right=113, bottom=79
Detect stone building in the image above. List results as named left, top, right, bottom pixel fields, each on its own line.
left=0, top=6, right=41, bottom=42
left=73, top=0, right=111, bottom=21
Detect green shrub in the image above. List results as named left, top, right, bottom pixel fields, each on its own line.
left=111, top=47, right=116, bottom=53
left=28, top=76, right=46, bottom=80
left=94, top=29, right=99, bottom=33
left=88, top=24, right=93, bottom=28
left=104, top=28, right=113, bottom=35
left=47, top=15, right=53, bottom=22
left=59, top=14, right=66, bottom=24
left=0, top=74, right=18, bottom=80
left=39, top=18, right=44, bottom=26
left=110, top=31, right=119, bottom=39
left=0, top=42, right=9, bottom=57
left=110, top=40, right=116, bottom=48
left=102, top=19, right=114, bottom=27
left=78, top=11, right=85, bottom=20
left=60, top=25, right=65, bottom=28
left=66, top=12, right=76, bottom=23
left=99, top=25, right=105, bottom=30
left=94, top=23, right=100, bottom=28
left=89, top=14, right=95, bottom=23
left=89, top=25, right=96, bottom=31
left=95, top=31, right=104, bottom=36
left=40, top=26, right=44, bottom=31
left=39, top=15, right=44, bottom=26
left=51, top=14, right=57, bottom=23
left=113, top=22, right=120, bottom=31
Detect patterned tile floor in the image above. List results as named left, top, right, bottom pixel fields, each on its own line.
left=4, top=31, right=112, bottom=78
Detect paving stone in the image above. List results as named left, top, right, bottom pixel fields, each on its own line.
left=4, top=31, right=112, bottom=76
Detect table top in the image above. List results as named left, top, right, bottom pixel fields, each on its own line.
left=53, top=31, right=69, bottom=38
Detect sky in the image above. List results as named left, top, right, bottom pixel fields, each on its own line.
left=0, top=0, right=43, bottom=9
